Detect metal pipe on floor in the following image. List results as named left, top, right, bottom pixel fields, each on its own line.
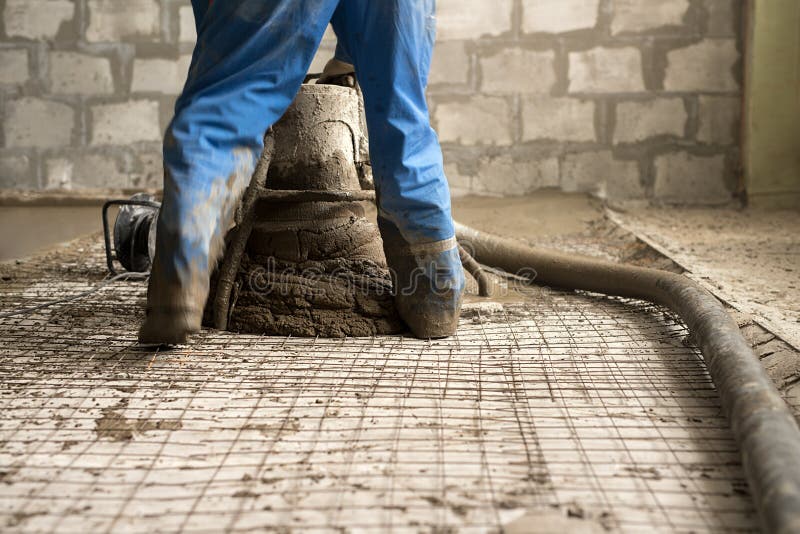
left=455, top=221, right=800, bottom=534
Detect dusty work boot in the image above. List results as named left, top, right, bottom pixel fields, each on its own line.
left=137, top=245, right=208, bottom=346
left=379, top=218, right=465, bottom=339
left=137, top=173, right=239, bottom=346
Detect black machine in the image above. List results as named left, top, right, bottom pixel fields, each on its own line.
left=102, top=193, right=160, bottom=275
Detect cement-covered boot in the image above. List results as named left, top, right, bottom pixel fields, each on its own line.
left=138, top=247, right=208, bottom=346
left=137, top=167, right=243, bottom=346
left=379, top=218, right=465, bottom=339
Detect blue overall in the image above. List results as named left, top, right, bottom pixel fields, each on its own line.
left=150, top=0, right=463, bottom=335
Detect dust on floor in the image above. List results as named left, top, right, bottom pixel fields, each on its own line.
left=0, top=234, right=758, bottom=532
left=0, top=193, right=795, bottom=532
left=610, top=207, right=800, bottom=349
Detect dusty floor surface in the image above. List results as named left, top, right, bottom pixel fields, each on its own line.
left=0, top=206, right=102, bottom=262
left=0, top=193, right=795, bottom=532
left=1, top=235, right=758, bottom=532
left=610, top=207, right=800, bottom=350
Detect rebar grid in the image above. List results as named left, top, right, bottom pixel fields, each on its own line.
left=0, top=240, right=757, bottom=532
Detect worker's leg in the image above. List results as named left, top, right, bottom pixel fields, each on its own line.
left=140, top=0, right=339, bottom=344
left=331, top=0, right=464, bottom=338
left=190, top=0, right=210, bottom=28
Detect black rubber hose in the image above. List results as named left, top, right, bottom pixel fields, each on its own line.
left=214, top=132, right=275, bottom=330
left=455, top=222, right=800, bottom=534
left=458, top=243, right=495, bottom=297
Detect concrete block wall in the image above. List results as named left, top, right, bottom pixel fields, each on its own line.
left=0, top=0, right=743, bottom=204
left=429, top=0, right=743, bottom=203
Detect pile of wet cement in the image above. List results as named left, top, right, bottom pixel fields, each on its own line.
left=205, top=205, right=405, bottom=338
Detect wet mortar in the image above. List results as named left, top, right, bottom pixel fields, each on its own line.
left=204, top=84, right=403, bottom=338
left=3, top=195, right=795, bottom=532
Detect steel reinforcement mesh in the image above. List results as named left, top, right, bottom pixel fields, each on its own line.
left=0, top=239, right=757, bottom=532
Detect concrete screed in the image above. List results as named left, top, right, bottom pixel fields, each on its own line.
left=0, top=196, right=776, bottom=532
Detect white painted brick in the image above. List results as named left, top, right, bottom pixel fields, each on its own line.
left=522, top=96, right=595, bottom=142
left=654, top=152, right=731, bottom=204
left=654, top=152, right=729, bottom=203
left=473, top=154, right=559, bottom=196
left=435, top=96, right=512, bottom=146
left=522, top=0, right=600, bottom=34
left=611, top=0, right=690, bottom=34
left=4, top=97, right=74, bottom=148
left=430, top=41, right=469, bottom=85
left=131, top=56, right=192, bottom=94
left=0, top=154, right=33, bottom=189
left=45, top=153, right=129, bottom=189
left=561, top=151, right=640, bottom=198
left=615, top=98, right=686, bottom=143
left=178, top=5, right=197, bottom=43
left=436, top=0, right=513, bottom=40
left=91, top=100, right=161, bottom=145
left=664, top=40, right=739, bottom=92
left=3, top=0, right=74, bottom=40
left=0, top=49, right=29, bottom=86
left=443, top=162, right=472, bottom=197
left=697, top=96, right=740, bottom=145
left=48, top=51, right=114, bottom=95
left=86, top=0, right=160, bottom=42
left=568, top=47, right=644, bottom=93
left=480, top=49, right=555, bottom=94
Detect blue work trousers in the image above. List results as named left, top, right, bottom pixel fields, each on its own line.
left=157, top=0, right=456, bottom=287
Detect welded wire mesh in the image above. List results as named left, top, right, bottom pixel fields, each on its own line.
left=0, top=238, right=757, bottom=532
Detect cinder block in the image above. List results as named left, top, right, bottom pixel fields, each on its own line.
left=522, top=96, right=595, bottom=142
left=91, top=100, right=162, bottom=145
left=473, top=154, right=559, bottom=196
left=443, top=162, right=472, bottom=197
left=131, top=56, right=192, bottom=94
left=178, top=5, right=197, bottom=43
left=0, top=153, right=34, bottom=189
left=703, top=0, right=738, bottom=37
left=45, top=153, right=130, bottom=189
left=611, top=0, right=688, bottom=35
left=131, top=151, right=163, bottom=189
left=664, top=40, right=739, bottom=92
left=611, top=0, right=690, bottom=34
left=654, top=152, right=730, bottom=203
left=435, top=96, right=512, bottom=146
left=3, top=0, right=74, bottom=40
left=319, top=24, right=337, bottom=48
left=568, top=47, right=645, bottom=93
left=606, top=168, right=647, bottom=200
left=308, top=47, right=334, bottom=74
left=48, top=51, right=114, bottom=95
left=522, top=0, right=600, bottom=34
left=697, top=96, right=740, bottom=145
left=430, top=41, right=470, bottom=85
left=561, top=151, right=640, bottom=198
left=0, top=49, right=29, bottom=86
left=614, top=98, right=686, bottom=143
left=86, top=0, right=160, bottom=42
left=436, top=0, right=513, bottom=40
left=480, top=48, right=555, bottom=94
left=4, top=97, right=74, bottom=148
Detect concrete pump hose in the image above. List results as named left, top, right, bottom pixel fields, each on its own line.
left=454, top=221, right=800, bottom=534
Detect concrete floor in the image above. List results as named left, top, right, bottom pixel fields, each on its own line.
left=0, top=206, right=102, bottom=262
left=0, top=193, right=796, bottom=532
